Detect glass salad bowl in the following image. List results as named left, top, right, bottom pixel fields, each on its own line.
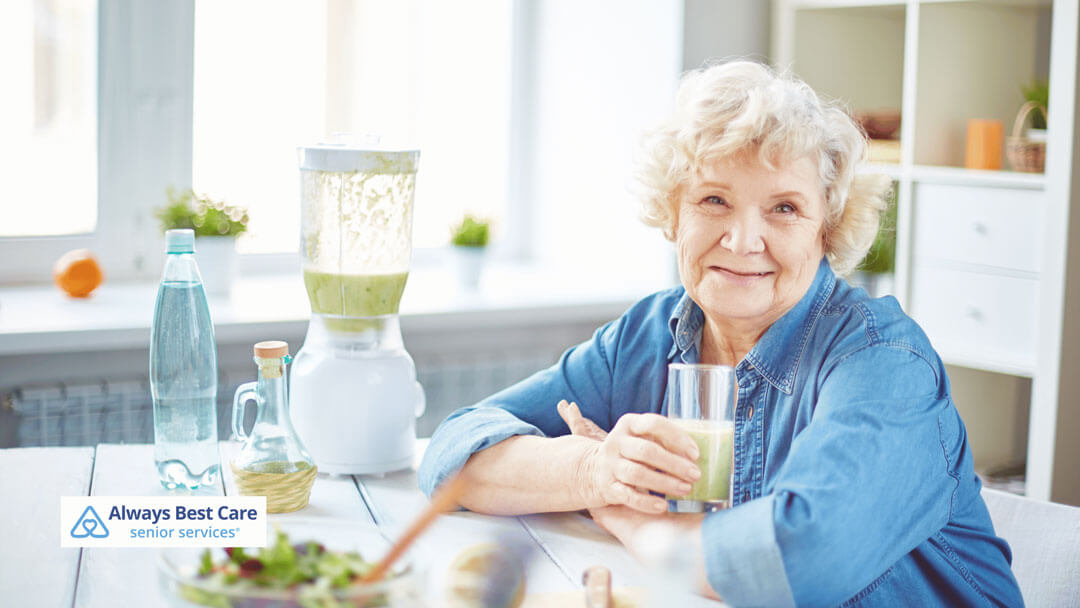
left=157, top=518, right=424, bottom=608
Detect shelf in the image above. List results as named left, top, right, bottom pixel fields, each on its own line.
left=910, top=165, right=1046, bottom=189
left=938, top=348, right=1035, bottom=378
left=787, top=1, right=1051, bottom=10
left=859, top=163, right=1045, bottom=188
left=920, top=0, right=1050, bottom=8
left=785, top=0, right=905, bottom=8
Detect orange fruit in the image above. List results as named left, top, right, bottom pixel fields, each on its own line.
left=53, top=249, right=104, bottom=298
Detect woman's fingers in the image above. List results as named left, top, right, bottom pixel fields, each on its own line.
left=575, top=411, right=702, bottom=512
left=618, top=435, right=700, bottom=484
left=557, top=400, right=608, bottom=441
left=612, top=458, right=693, bottom=497
left=607, top=481, right=668, bottom=514
left=626, top=413, right=699, bottom=461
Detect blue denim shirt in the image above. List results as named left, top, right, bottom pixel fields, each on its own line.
left=419, top=259, right=1024, bottom=607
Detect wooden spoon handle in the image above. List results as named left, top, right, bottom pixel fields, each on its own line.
left=360, top=473, right=468, bottom=584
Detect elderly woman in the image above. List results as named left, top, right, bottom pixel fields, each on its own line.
left=418, top=61, right=1023, bottom=606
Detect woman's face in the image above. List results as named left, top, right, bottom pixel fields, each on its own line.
left=676, top=152, right=827, bottom=332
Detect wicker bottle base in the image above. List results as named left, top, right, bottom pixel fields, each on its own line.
left=230, top=460, right=317, bottom=513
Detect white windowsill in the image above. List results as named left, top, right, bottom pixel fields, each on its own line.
left=0, top=261, right=673, bottom=356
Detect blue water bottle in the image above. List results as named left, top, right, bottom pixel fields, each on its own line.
left=149, top=229, right=221, bottom=490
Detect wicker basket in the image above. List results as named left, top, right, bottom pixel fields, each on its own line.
left=1006, top=101, right=1047, bottom=173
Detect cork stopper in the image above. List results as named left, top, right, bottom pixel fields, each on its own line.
left=254, top=340, right=289, bottom=358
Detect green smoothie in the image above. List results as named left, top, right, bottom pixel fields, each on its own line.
left=303, top=270, right=409, bottom=331
left=667, top=419, right=733, bottom=504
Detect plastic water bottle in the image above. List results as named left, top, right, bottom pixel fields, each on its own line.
left=149, top=229, right=221, bottom=490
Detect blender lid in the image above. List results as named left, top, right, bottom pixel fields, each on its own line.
left=298, top=136, right=419, bottom=174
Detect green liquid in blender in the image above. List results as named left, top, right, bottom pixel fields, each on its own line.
left=303, top=270, right=409, bottom=332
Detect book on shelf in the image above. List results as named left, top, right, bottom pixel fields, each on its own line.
left=868, top=139, right=901, bottom=164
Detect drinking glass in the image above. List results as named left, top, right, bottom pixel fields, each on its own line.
left=665, top=363, right=736, bottom=513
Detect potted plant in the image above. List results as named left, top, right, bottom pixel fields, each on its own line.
left=449, top=215, right=490, bottom=290
left=155, top=187, right=249, bottom=295
left=853, top=187, right=897, bottom=298
left=1020, top=79, right=1049, bottom=140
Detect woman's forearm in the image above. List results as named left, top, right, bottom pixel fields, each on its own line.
left=457, top=434, right=600, bottom=515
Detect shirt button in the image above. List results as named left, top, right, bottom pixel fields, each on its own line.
left=747, top=405, right=754, bottom=420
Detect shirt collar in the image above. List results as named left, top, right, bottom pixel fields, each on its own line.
left=667, top=258, right=836, bottom=393
left=667, top=290, right=704, bottom=361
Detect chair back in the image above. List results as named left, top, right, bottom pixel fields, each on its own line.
left=982, top=487, right=1080, bottom=607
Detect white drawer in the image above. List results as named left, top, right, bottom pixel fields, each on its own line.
left=913, top=182, right=1044, bottom=274
left=910, top=266, right=1039, bottom=371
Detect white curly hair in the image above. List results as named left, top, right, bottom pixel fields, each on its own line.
left=634, top=59, right=892, bottom=276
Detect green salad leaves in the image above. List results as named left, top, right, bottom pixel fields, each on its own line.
left=180, top=529, right=393, bottom=608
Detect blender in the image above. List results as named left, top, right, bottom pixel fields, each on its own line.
left=289, top=141, right=425, bottom=475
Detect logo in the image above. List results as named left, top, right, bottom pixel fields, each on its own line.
left=61, top=496, right=266, bottom=548
left=70, top=506, right=109, bottom=538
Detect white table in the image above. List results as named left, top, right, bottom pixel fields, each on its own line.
left=0, top=442, right=724, bottom=607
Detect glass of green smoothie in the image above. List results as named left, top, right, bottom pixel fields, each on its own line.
left=665, top=363, right=736, bottom=513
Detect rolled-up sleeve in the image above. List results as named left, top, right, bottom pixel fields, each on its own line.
left=703, top=494, right=795, bottom=607
left=418, top=318, right=623, bottom=497
left=702, top=346, right=956, bottom=607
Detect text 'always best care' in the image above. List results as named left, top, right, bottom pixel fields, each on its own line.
left=109, top=505, right=259, bottom=525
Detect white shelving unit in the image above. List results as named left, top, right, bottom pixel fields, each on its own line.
left=773, top=0, right=1080, bottom=505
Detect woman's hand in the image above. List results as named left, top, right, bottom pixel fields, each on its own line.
left=558, top=400, right=701, bottom=514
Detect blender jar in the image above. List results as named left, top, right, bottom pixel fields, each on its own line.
left=290, top=141, right=425, bottom=475
left=298, top=143, right=419, bottom=329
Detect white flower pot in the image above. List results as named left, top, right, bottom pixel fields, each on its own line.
left=451, top=246, right=486, bottom=291
left=195, top=236, right=236, bottom=296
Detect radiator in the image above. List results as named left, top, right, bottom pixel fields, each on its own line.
left=3, top=353, right=557, bottom=448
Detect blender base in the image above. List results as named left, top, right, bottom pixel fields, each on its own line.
left=315, top=453, right=415, bottom=476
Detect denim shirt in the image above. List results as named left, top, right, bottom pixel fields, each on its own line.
left=418, top=259, right=1024, bottom=607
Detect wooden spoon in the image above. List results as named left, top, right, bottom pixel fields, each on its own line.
left=359, top=472, right=468, bottom=584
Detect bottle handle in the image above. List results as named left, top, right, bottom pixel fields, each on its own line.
left=232, top=381, right=259, bottom=441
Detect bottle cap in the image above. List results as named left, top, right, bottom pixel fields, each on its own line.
left=165, top=229, right=195, bottom=254
left=254, top=340, right=289, bottom=358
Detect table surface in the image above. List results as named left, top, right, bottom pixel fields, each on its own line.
left=0, top=441, right=724, bottom=607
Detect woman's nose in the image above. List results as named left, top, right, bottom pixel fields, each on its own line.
left=719, top=215, right=766, bottom=255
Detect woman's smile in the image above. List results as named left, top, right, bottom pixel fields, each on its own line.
left=709, top=265, right=774, bottom=285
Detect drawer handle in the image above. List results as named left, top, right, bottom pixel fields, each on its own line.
left=972, top=221, right=988, bottom=236
left=965, top=307, right=984, bottom=322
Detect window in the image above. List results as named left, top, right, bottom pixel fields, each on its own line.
left=1, top=0, right=679, bottom=288
left=192, top=0, right=512, bottom=255
left=0, top=0, right=97, bottom=238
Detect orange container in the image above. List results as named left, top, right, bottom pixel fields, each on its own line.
left=965, top=119, right=1003, bottom=170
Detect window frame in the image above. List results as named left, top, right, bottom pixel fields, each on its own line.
left=0, top=0, right=194, bottom=284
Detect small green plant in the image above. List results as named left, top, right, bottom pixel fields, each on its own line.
left=1021, top=79, right=1049, bottom=130
left=858, top=185, right=898, bottom=275
left=450, top=215, right=490, bottom=248
left=156, top=187, right=249, bottom=237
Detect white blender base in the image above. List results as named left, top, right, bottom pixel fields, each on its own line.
left=290, top=347, right=425, bottom=477
left=317, top=452, right=415, bottom=476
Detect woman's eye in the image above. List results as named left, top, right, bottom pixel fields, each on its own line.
left=774, top=202, right=796, bottom=214
left=702, top=195, right=727, bottom=206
